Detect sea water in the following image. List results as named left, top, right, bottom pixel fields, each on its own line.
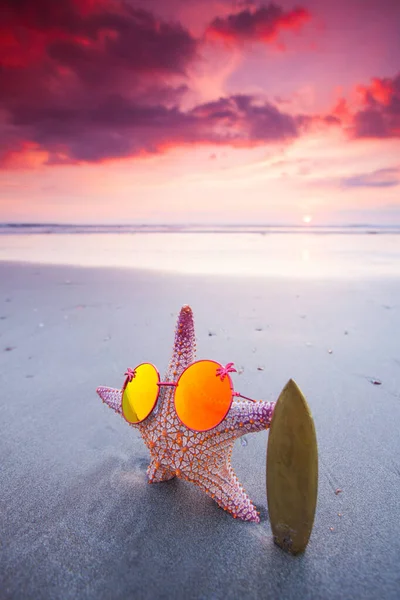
left=0, top=224, right=399, bottom=279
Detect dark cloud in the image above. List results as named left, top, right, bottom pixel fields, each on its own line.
left=0, top=0, right=371, bottom=168
left=207, top=3, right=310, bottom=44
left=191, top=94, right=298, bottom=144
left=342, top=168, right=399, bottom=189
left=352, top=74, right=400, bottom=139
left=1, top=0, right=93, bottom=35
left=1, top=92, right=300, bottom=164
left=0, top=0, right=198, bottom=168
left=0, top=0, right=205, bottom=164
left=0, top=0, right=305, bottom=166
left=296, top=113, right=341, bottom=131
left=0, top=0, right=198, bottom=74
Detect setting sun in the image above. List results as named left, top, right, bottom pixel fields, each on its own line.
left=302, top=215, right=313, bottom=224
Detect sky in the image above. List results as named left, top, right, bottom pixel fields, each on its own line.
left=0, top=0, right=399, bottom=225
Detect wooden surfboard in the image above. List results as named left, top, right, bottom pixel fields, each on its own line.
left=267, top=379, right=318, bottom=554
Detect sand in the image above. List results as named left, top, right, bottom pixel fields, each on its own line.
left=0, top=261, right=399, bottom=599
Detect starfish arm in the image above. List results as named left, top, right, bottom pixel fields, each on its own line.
left=96, top=386, right=128, bottom=420
left=147, top=459, right=176, bottom=483
left=167, top=305, right=196, bottom=376
left=225, top=400, right=275, bottom=435
left=185, top=466, right=260, bottom=522
left=161, top=305, right=196, bottom=415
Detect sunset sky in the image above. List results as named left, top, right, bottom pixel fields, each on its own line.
left=1, top=0, right=399, bottom=224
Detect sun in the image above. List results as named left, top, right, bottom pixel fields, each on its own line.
left=302, top=215, right=312, bottom=224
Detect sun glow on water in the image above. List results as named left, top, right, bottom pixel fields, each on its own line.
left=1, top=232, right=400, bottom=279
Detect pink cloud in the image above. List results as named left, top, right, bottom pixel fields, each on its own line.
left=206, top=3, right=311, bottom=45
left=1, top=0, right=398, bottom=172
left=0, top=0, right=319, bottom=167
left=0, top=0, right=201, bottom=165
left=1, top=93, right=303, bottom=167
left=352, top=74, right=400, bottom=139
left=333, top=73, right=400, bottom=140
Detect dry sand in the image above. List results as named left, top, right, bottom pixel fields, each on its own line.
left=0, top=261, right=399, bottom=599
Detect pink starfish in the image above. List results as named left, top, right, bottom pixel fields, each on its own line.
left=97, top=305, right=275, bottom=522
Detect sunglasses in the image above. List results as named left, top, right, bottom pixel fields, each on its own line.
left=122, top=360, right=257, bottom=432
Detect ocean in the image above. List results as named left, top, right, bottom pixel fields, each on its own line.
left=0, top=224, right=399, bottom=278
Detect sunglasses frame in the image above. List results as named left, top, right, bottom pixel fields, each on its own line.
left=121, top=362, right=161, bottom=425
left=121, top=359, right=236, bottom=432
left=174, top=359, right=235, bottom=432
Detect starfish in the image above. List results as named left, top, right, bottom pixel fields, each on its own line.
left=97, top=305, right=275, bottom=522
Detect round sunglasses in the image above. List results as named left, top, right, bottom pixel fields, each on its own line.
left=121, top=360, right=256, bottom=432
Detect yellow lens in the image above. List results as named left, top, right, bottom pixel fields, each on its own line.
left=174, top=360, right=232, bottom=431
left=122, top=363, right=159, bottom=424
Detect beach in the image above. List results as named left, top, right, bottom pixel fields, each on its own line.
left=1, top=237, right=400, bottom=599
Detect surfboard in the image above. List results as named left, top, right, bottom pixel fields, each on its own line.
left=266, top=379, right=318, bottom=554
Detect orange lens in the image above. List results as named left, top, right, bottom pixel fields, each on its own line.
left=122, top=363, right=159, bottom=424
left=174, top=360, right=232, bottom=431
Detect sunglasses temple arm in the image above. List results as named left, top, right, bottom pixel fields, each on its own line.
left=233, top=392, right=257, bottom=403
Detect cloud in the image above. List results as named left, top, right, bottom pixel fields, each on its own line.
left=0, top=0, right=313, bottom=167
left=191, top=95, right=298, bottom=141
left=352, top=74, right=400, bottom=139
left=1, top=93, right=300, bottom=165
left=342, top=168, right=399, bottom=189
left=328, top=73, right=400, bottom=141
left=0, top=0, right=198, bottom=74
left=0, top=0, right=206, bottom=165
left=206, top=2, right=310, bottom=44
left=4, top=0, right=391, bottom=168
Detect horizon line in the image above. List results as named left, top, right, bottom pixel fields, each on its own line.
left=1, top=222, right=400, bottom=229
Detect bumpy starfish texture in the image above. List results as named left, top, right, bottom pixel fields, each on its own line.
left=97, top=305, right=275, bottom=522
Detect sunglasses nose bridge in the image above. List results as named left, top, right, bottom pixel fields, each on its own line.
left=157, top=382, right=177, bottom=387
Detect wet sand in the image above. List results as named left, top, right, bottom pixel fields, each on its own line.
left=0, top=261, right=399, bottom=599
